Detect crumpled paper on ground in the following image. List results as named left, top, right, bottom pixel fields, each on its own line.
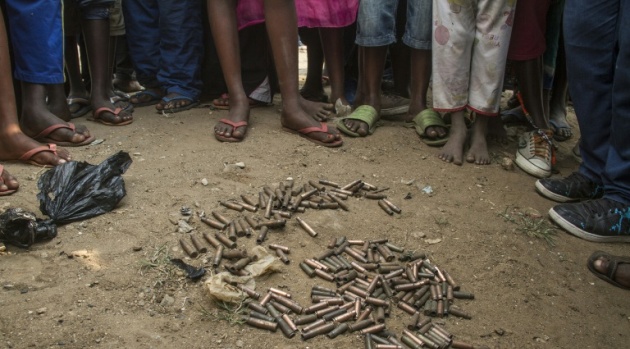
left=204, top=245, right=283, bottom=303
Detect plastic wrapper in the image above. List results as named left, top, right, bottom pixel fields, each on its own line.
left=204, top=246, right=283, bottom=303
left=37, top=151, right=132, bottom=225
left=0, top=208, right=57, bottom=248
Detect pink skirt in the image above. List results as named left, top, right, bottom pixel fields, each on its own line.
left=236, top=0, right=358, bottom=30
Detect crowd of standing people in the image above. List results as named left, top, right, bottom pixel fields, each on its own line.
left=0, top=0, right=628, bottom=290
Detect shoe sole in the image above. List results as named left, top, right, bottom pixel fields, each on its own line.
left=535, top=180, right=577, bottom=203
left=549, top=207, right=630, bottom=243
left=515, top=152, right=551, bottom=178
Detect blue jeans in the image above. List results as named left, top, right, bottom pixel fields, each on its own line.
left=356, top=0, right=432, bottom=50
left=76, top=0, right=114, bottom=20
left=4, top=0, right=64, bottom=84
left=122, top=0, right=203, bottom=100
left=564, top=0, right=630, bottom=204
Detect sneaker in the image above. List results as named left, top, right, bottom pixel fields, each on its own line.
left=549, top=198, right=630, bottom=242
left=380, top=94, right=410, bottom=116
left=515, top=129, right=554, bottom=178
left=535, top=172, right=603, bottom=203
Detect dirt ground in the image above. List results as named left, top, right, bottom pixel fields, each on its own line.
left=2, top=56, right=630, bottom=349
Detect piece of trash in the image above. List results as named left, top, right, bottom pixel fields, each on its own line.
left=180, top=206, right=192, bottom=216
left=201, top=178, right=209, bottom=186
left=204, top=246, right=282, bottom=303
left=170, top=258, right=206, bottom=280
left=401, top=179, right=415, bottom=185
left=425, top=238, right=442, bottom=245
left=0, top=208, right=57, bottom=248
left=90, top=139, right=104, bottom=145
left=422, top=185, right=434, bottom=195
left=37, top=151, right=132, bottom=225
left=404, top=192, right=413, bottom=200
left=234, top=162, right=245, bottom=168
left=177, top=220, right=194, bottom=233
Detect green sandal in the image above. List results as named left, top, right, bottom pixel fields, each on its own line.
left=407, top=109, right=449, bottom=146
left=335, top=105, right=379, bottom=137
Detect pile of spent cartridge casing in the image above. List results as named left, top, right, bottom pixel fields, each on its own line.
left=176, top=178, right=401, bottom=275
left=239, top=236, right=477, bottom=348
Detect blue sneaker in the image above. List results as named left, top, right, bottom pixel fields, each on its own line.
left=549, top=198, right=630, bottom=242
left=535, top=172, right=603, bottom=203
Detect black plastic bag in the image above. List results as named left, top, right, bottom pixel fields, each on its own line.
left=37, top=151, right=132, bottom=225
left=0, top=208, right=57, bottom=248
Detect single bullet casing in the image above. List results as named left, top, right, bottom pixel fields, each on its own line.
left=243, top=316, right=278, bottom=332
left=360, top=323, right=386, bottom=335
left=211, top=211, right=231, bottom=224
left=227, top=222, right=237, bottom=242
left=327, top=323, right=349, bottom=338
left=256, top=226, right=269, bottom=244
left=301, top=322, right=336, bottom=340
left=220, top=201, right=244, bottom=212
left=276, top=315, right=296, bottom=338
left=294, top=313, right=318, bottom=325
left=212, top=245, right=224, bottom=267
left=179, top=238, right=198, bottom=258
left=382, top=199, right=402, bottom=214
left=201, top=217, right=226, bottom=230
left=296, top=217, right=318, bottom=237
left=190, top=235, right=208, bottom=253
left=299, top=262, right=316, bottom=277
left=202, top=232, right=221, bottom=248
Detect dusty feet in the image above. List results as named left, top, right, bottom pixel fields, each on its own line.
left=299, top=96, right=333, bottom=121
left=549, top=109, right=572, bottom=141
left=591, top=254, right=630, bottom=289
left=465, top=115, right=491, bottom=165
left=214, top=94, right=250, bottom=142
left=281, top=104, right=342, bottom=147
left=0, top=130, right=70, bottom=166
left=20, top=105, right=93, bottom=146
left=438, top=112, right=467, bottom=165
left=130, top=88, right=163, bottom=106
left=155, top=92, right=199, bottom=114
left=0, top=165, right=19, bottom=195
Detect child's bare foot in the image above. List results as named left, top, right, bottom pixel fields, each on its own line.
left=20, top=104, right=93, bottom=146
left=281, top=105, right=342, bottom=147
left=214, top=95, right=250, bottom=142
left=0, top=129, right=70, bottom=166
left=0, top=165, right=19, bottom=195
left=438, top=112, right=467, bottom=165
left=299, top=96, right=333, bottom=121
left=466, top=115, right=491, bottom=165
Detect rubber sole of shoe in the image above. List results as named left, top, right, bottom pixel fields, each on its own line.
left=548, top=207, right=630, bottom=243
left=515, top=152, right=551, bottom=178
left=535, top=180, right=578, bottom=203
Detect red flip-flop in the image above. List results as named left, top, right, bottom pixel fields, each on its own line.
left=214, top=118, right=248, bottom=143
left=31, top=123, right=95, bottom=147
left=282, top=122, right=343, bottom=147
left=91, top=107, right=133, bottom=126
left=17, top=144, right=60, bottom=168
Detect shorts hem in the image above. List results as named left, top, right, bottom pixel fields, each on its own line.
left=355, top=35, right=397, bottom=48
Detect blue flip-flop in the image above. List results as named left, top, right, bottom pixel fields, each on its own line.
left=156, top=95, right=199, bottom=114
left=130, top=89, right=163, bottom=107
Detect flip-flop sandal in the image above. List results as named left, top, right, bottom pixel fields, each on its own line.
left=335, top=105, right=379, bottom=137
left=30, top=123, right=96, bottom=147
left=157, top=95, right=200, bottom=114
left=215, top=118, right=248, bottom=143
left=0, top=165, right=18, bottom=196
left=282, top=122, right=343, bottom=148
left=110, top=95, right=134, bottom=113
left=334, top=98, right=352, bottom=118
left=406, top=109, right=449, bottom=146
left=587, top=251, right=630, bottom=290
left=18, top=144, right=61, bottom=167
left=67, top=97, right=92, bottom=119
left=90, top=107, right=133, bottom=126
left=130, top=89, right=163, bottom=107
left=549, top=118, right=573, bottom=142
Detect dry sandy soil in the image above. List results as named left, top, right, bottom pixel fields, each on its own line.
left=1, top=61, right=629, bottom=349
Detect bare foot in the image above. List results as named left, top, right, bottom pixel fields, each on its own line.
left=438, top=113, right=467, bottom=165
left=466, top=115, right=491, bottom=165
left=281, top=105, right=342, bottom=146
left=0, top=165, right=19, bottom=194
left=299, top=96, right=333, bottom=121
left=156, top=92, right=197, bottom=112
left=214, top=94, right=250, bottom=141
left=20, top=105, right=92, bottom=145
left=92, top=96, right=133, bottom=125
left=593, top=256, right=630, bottom=289
left=0, top=129, right=70, bottom=166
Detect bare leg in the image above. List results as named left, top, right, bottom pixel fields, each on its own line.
left=389, top=42, right=411, bottom=98
left=466, top=114, right=491, bottom=165
left=320, top=28, right=348, bottom=106
left=344, top=46, right=387, bottom=136
left=82, top=18, right=132, bottom=125
left=299, top=27, right=326, bottom=101
left=437, top=109, right=467, bottom=165
left=207, top=0, right=249, bottom=140
left=548, top=45, right=571, bottom=140
left=264, top=0, right=341, bottom=145
left=65, top=35, right=91, bottom=106
left=0, top=9, right=69, bottom=165
left=513, top=57, right=549, bottom=130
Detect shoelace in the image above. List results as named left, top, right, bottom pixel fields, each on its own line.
left=517, top=93, right=557, bottom=165
left=582, top=198, right=626, bottom=216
